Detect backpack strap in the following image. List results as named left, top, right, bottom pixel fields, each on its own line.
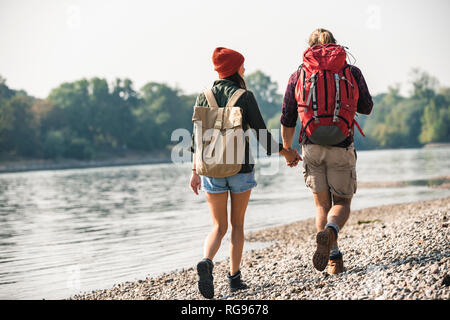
left=302, top=67, right=306, bottom=102
left=214, top=108, right=224, bottom=130
left=306, top=73, right=319, bottom=123
left=295, top=64, right=307, bottom=110
left=204, top=89, right=219, bottom=108
left=226, top=88, right=246, bottom=107
left=333, top=73, right=341, bottom=123
left=354, top=119, right=365, bottom=136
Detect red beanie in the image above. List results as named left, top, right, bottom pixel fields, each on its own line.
left=212, top=47, right=245, bottom=79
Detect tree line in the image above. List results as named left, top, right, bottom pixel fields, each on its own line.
left=0, top=69, right=449, bottom=161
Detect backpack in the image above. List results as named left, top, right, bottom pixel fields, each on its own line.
left=295, top=44, right=362, bottom=145
left=192, top=88, right=246, bottom=178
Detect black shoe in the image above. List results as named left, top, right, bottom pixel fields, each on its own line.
left=227, top=270, right=249, bottom=293
left=197, top=258, right=214, bottom=299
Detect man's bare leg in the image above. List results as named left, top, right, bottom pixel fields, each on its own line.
left=327, top=194, right=352, bottom=245
left=313, top=190, right=332, bottom=232
left=312, top=191, right=352, bottom=272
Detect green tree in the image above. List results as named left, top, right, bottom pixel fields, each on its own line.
left=419, top=99, right=450, bottom=144
left=246, top=70, right=282, bottom=121
left=64, top=136, right=95, bottom=160
left=0, top=77, right=17, bottom=150
left=0, top=95, right=38, bottom=156
left=43, top=130, right=66, bottom=158
left=138, top=82, right=192, bottom=148
left=107, top=78, right=139, bottom=148
left=410, top=68, right=439, bottom=100
left=47, top=79, right=93, bottom=140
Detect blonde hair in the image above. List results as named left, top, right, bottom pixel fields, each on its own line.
left=308, top=28, right=337, bottom=47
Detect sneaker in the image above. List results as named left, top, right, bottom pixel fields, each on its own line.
left=227, top=270, right=249, bottom=293
left=312, top=227, right=336, bottom=271
left=197, top=258, right=214, bottom=299
left=328, top=252, right=344, bottom=274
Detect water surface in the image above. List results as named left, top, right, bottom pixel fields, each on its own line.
left=1, top=146, right=449, bottom=299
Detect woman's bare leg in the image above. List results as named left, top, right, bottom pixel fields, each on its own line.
left=229, top=190, right=251, bottom=275
left=203, top=191, right=229, bottom=260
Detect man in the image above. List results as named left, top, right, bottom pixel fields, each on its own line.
left=280, top=28, right=373, bottom=274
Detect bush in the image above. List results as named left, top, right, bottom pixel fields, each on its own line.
left=64, top=137, right=95, bottom=160
left=43, top=130, right=66, bottom=158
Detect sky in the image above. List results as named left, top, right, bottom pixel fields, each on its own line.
left=1, top=0, right=449, bottom=99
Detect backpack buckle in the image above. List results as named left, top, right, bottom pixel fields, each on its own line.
left=214, top=120, right=222, bottom=129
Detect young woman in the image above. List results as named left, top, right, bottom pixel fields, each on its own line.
left=190, top=47, right=299, bottom=299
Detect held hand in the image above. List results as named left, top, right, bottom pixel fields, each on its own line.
left=190, top=171, right=201, bottom=195
left=282, top=148, right=302, bottom=167
left=289, top=149, right=302, bottom=167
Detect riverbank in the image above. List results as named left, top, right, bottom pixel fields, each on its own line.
left=2, top=143, right=449, bottom=174
left=71, top=196, right=450, bottom=300
left=0, top=151, right=171, bottom=174
left=357, top=175, right=450, bottom=189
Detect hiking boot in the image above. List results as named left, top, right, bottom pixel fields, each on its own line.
left=197, top=258, right=214, bottom=299
left=328, top=252, right=344, bottom=275
left=227, top=270, right=249, bottom=293
left=312, top=227, right=336, bottom=271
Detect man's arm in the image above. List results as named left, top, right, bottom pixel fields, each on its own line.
left=280, top=70, right=303, bottom=165
left=281, top=125, right=296, bottom=149
left=350, top=66, right=373, bottom=115
left=280, top=70, right=300, bottom=149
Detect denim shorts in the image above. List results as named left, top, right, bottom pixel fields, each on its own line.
left=201, top=171, right=257, bottom=194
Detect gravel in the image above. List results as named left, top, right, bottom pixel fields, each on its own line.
left=71, top=197, right=450, bottom=300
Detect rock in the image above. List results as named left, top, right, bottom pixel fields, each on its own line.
left=431, top=264, right=440, bottom=274
left=69, top=197, right=450, bottom=300
left=442, top=274, right=450, bottom=287
left=401, top=263, right=412, bottom=271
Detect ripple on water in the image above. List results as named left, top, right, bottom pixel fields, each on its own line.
left=0, top=147, right=450, bottom=299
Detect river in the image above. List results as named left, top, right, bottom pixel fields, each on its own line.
left=1, top=146, right=449, bottom=299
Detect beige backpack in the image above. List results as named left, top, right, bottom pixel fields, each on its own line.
left=192, top=88, right=246, bottom=178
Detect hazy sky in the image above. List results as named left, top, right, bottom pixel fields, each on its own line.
left=1, top=0, right=449, bottom=99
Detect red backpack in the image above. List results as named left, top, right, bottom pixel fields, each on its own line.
left=295, top=44, right=363, bottom=145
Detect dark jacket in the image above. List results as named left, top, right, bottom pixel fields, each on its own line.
left=191, top=79, right=283, bottom=173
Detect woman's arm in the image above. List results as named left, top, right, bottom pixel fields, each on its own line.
left=244, top=91, right=299, bottom=165
left=190, top=152, right=201, bottom=195
left=243, top=91, right=283, bottom=155
left=190, top=94, right=202, bottom=194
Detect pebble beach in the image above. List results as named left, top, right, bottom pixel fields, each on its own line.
left=71, top=196, right=450, bottom=300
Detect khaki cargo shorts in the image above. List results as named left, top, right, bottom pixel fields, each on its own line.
left=301, top=143, right=357, bottom=198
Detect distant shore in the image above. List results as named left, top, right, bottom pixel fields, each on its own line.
left=71, top=196, right=450, bottom=300
left=423, top=142, right=450, bottom=148
left=357, top=176, right=450, bottom=189
left=1, top=143, right=449, bottom=174
left=0, top=151, right=171, bottom=174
